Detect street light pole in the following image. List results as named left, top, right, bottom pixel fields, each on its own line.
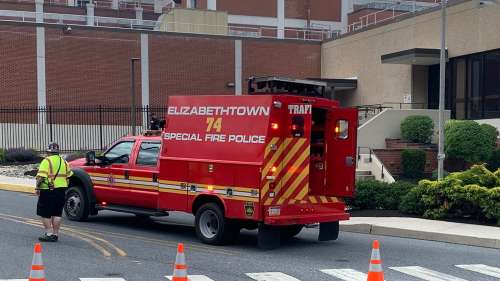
left=131, top=58, right=141, bottom=136
left=437, top=0, right=447, bottom=180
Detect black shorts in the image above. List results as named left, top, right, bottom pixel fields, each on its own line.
left=36, top=188, right=67, bottom=218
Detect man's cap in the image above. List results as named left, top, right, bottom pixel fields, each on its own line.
left=47, top=142, right=60, bottom=153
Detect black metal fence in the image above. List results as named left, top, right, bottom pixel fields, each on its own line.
left=0, top=106, right=168, bottom=152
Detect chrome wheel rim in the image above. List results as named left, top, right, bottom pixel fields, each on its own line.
left=199, top=210, right=219, bottom=239
left=65, top=192, right=81, bottom=217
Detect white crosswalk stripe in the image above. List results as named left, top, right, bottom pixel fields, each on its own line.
left=165, top=275, right=215, bottom=281
left=4, top=264, right=500, bottom=281
left=246, top=272, right=301, bottom=281
left=456, top=264, right=500, bottom=278
left=390, top=266, right=468, bottom=281
left=80, top=279, right=127, bottom=281
left=320, top=268, right=367, bottom=281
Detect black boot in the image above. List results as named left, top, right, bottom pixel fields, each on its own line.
left=38, top=233, right=57, bottom=242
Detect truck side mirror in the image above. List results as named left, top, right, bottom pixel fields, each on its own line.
left=86, top=151, right=96, bottom=166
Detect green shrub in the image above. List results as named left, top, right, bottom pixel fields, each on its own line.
left=480, top=123, right=498, bottom=149
left=4, top=148, right=40, bottom=163
left=349, top=180, right=387, bottom=209
left=481, top=187, right=500, bottom=225
left=448, top=165, right=498, bottom=188
left=349, top=180, right=416, bottom=210
left=400, top=115, right=434, bottom=143
left=445, top=184, right=489, bottom=220
left=399, top=186, right=426, bottom=215
left=401, top=149, right=426, bottom=179
left=0, top=149, right=5, bottom=163
left=487, top=149, right=500, bottom=171
left=445, top=120, right=496, bottom=163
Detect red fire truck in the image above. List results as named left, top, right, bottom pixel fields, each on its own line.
left=66, top=77, right=358, bottom=249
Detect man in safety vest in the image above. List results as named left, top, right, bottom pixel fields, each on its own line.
left=35, top=142, right=73, bottom=242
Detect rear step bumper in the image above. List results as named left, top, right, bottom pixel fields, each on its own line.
left=264, top=212, right=349, bottom=225
left=97, top=204, right=169, bottom=217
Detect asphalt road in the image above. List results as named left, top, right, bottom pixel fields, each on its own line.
left=0, top=189, right=500, bottom=281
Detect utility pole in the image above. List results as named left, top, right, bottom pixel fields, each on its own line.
left=131, top=58, right=141, bottom=136
left=437, top=0, right=447, bottom=180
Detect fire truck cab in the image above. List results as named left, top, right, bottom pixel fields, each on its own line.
left=66, top=77, right=358, bottom=249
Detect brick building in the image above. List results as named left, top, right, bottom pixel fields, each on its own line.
left=0, top=1, right=322, bottom=109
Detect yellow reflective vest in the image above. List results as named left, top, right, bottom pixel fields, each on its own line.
left=36, top=155, right=73, bottom=189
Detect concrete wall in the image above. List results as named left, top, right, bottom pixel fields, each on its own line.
left=159, top=8, right=228, bottom=35
left=358, top=109, right=451, bottom=149
left=322, top=0, right=500, bottom=107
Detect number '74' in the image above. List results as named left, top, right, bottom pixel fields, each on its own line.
left=206, top=117, right=222, bottom=132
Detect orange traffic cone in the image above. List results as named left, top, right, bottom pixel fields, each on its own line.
left=171, top=243, right=188, bottom=281
left=29, top=243, right=46, bottom=281
left=366, top=240, right=384, bottom=281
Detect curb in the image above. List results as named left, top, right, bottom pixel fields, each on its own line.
left=0, top=182, right=35, bottom=194
left=341, top=224, right=500, bottom=249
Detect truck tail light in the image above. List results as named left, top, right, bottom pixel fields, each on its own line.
left=271, top=166, right=277, bottom=173
left=271, top=123, right=279, bottom=130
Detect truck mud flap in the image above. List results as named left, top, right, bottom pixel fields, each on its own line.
left=258, top=224, right=281, bottom=250
left=318, top=221, right=339, bottom=241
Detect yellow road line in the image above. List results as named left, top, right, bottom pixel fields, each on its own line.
left=0, top=212, right=235, bottom=256
left=0, top=214, right=112, bottom=257
left=0, top=183, right=35, bottom=194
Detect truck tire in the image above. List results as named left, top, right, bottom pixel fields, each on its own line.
left=280, top=224, right=304, bottom=240
left=64, top=186, right=90, bottom=221
left=318, top=221, right=340, bottom=241
left=195, top=203, right=239, bottom=245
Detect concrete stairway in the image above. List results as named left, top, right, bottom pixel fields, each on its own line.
left=356, top=170, right=376, bottom=181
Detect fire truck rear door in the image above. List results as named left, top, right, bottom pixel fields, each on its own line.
left=325, top=108, right=357, bottom=197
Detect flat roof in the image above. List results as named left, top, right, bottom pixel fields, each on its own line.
left=381, top=48, right=448, bottom=65
left=251, top=76, right=358, bottom=91
left=251, top=76, right=328, bottom=87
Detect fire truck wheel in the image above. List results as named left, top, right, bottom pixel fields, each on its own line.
left=64, top=186, right=89, bottom=221
left=195, top=203, right=239, bottom=245
left=280, top=225, right=304, bottom=240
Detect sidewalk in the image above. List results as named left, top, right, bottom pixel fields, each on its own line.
left=0, top=175, right=35, bottom=193
left=0, top=175, right=498, bottom=249
left=341, top=217, right=500, bottom=249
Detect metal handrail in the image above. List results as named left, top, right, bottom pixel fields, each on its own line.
left=0, top=10, right=330, bottom=41
left=346, top=0, right=440, bottom=33
left=357, top=146, right=388, bottom=180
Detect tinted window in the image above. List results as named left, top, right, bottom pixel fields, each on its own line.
left=105, top=141, right=134, bottom=163
left=136, top=142, right=161, bottom=166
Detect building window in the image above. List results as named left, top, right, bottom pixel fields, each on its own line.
left=484, top=51, right=500, bottom=118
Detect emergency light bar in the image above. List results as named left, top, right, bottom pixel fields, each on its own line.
left=248, top=76, right=332, bottom=99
